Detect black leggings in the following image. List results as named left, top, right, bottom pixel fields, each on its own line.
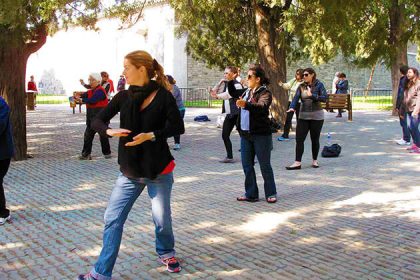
left=282, top=102, right=300, bottom=138
left=0, top=158, right=11, bottom=218
left=295, top=119, right=324, bottom=162
left=222, top=114, right=238, bottom=159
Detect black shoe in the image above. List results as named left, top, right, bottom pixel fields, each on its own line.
left=286, top=165, right=301, bottom=170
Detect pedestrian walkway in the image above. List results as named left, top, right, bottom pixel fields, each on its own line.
left=0, top=105, right=419, bottom=279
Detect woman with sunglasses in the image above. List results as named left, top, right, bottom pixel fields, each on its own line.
left=286, top=68, right=327, bottom=170
left=226, top=65, right=277, bottom=203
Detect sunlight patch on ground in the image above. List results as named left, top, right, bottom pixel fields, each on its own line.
left=74, top=183, right=97, bottom=191
left=10, top=205, right=27, bottom=211
left=192, top=221, right=218, bottom=229
left=341, top=229, right=360, bottom=236
left=47, top=202, right=107, bottom=212
left=353, top=152, right=387, bottom=156
left=217, top=269, right=248, bottom=277
left=176, top=176, right=200, bottom=183
left=0, top=242, right=25, bottom=250
left=237, top=211, right=300, bottom=234
left=296, top=236, right=323, bottom=245
left=76, top=245, right=103, bottom=257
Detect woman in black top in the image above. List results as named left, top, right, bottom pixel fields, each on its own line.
left=286, top=68, right=327, bottom=170
left=78, top=50, right=184, bottom=280
left=227, top=64, right=277, bottom=203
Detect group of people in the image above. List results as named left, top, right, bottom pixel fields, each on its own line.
left=395, top=65, right=420, bottom=153
left=210, top=65, right=328, bottom=202
left=1, top=51, right=418, bottom=280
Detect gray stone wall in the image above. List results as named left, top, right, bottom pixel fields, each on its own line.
left=186, top=47, right=420, bottom=91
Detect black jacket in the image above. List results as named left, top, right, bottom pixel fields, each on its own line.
left=92, top=87, right=185, bottom=179
left=227, top=80, right=272, bottom=135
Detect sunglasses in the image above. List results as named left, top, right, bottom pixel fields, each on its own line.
left=303, top=73, right=310, bottom=77
left=247, top=74, right=255, bottom=79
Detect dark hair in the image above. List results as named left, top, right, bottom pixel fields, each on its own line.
left=303, top=67, right=317, bottom=82
left=249, top=64, right=270, bottom=85
left=295, top=68, right=304, bottom=79
left=225, top=66, right=238, bottom=74
left=100, top=71, right=109, bottom=78
left=338, top=73, right=346, bottom=78
left=405, top=67, right=419, bottom=90
left=166, top=75, right=176, bottom=85
left=399, top=65, right=409, bottom=75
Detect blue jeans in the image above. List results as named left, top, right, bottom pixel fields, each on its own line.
left=91, top=173, right=175, bottom=280
left=400, top=114, right=411, bottom=142
left=240, top=134, right=277, bottom=199
left=407, top=113, right=420, bottom=146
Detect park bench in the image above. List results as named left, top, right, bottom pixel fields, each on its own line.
left=323, top=93, right=352, bottom=121
left=69, top=96, right=84, bottom=114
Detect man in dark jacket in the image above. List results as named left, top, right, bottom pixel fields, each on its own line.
left=74, top=73, right=111, bottom=160
left=395, top=65, right=411, bottom=145
left=0, top=96, right=13, bottom=225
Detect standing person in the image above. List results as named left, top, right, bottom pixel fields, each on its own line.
left=74, top=73, right=111, bottom=160
left=402, top=67, right=420, bottom=154
left=78, top=50, right=184, bottom=280
left=286, top=68, right=327, bottom=170
left=395, top=65, right=411, bottom=145
left=210, top=66, right=244, bottom=163
left=27, top=75, right=38, bottom=106
left=335, top=72, right=349, bottom=118
left=331, top=72, right=340, bottom=94
left=0, top=96, right=13, bottom=225
left=277, top=68, right=304, bottom=141
left=167, top=75, right=185, bottom=150
left=101, top=72, right=115, bottom=99
left=117, top=75, right=126, bottom=92
left=226, top=64, right=277, bottom=203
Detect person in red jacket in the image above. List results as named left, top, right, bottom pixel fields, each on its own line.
left=27, top=75, right=38, bottom=106
left=74, top=73, right=111, bottom=160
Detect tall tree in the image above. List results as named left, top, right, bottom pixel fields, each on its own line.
left=289, top=0, right=420, bottom=111
left=0, top=0, right=146, bottom=160
left=170, top=0, right=293, bottom=123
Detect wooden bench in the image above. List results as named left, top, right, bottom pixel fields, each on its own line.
left=323, top=93, right=352, bottom=121
left=69, top=97, right=84, bottom=114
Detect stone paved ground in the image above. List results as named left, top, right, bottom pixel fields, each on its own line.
left=0, top=104, right=419, bottom=280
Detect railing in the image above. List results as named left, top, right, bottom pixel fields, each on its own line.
left=180, top=87, right=394, bottom=110
left=179, top=87, right=222, bottom=108
left=350, top=88, right=393, bottom=110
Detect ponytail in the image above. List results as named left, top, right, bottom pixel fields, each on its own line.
left=153, top=59, right=171, bottom=91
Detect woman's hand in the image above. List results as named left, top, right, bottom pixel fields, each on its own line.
left=125, top=132, right=154, bottom=147
left=236, top=98, right=246, bottom=108
left=210, top=90, right=218, bottom=98
left=106, top=128, right=131, bottom=137
left=306, top=86, right=312, bottom=96
left=287, top=108, right=295, bottom=113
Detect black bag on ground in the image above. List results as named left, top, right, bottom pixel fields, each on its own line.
left=321, top=144, right=342, bottom=157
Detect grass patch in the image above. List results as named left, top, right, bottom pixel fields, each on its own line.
left=36, top=94, right=69, bottom=104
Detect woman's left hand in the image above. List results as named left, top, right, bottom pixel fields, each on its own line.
left=236, top=98, right=246, bottom=108
left=125, top=132, right=153, bottom=146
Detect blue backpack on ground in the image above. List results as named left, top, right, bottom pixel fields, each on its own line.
left=194, top=115, right=211, bottom=122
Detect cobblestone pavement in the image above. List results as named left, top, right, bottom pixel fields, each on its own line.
left=0, top=104, right=419, bottom=280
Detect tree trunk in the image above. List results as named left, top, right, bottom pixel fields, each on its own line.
left=0, top=26, right=47, bottom=160
left=364, top=63, right=376, bottom=98
left=252, top=2, right=288, bottom=125
left=389, top=1, right=408, bottom=116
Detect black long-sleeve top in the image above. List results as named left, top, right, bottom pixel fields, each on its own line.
left=92, top=87, right=185, bottom=179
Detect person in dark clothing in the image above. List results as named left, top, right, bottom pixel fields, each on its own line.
left=395, top=65, right=411, bottom=145
left=210, top=66, right=244, bottom=163
left=78, top=50, right=184, bottom=280
left=335, top=72, right=349, bottom=118
left=286, top=68, right=327, bottom=170
left=226, top=64, right=277, bottom=203
left=0, top=96, right=13, bottom=225
left=167, top=75, right=185, bottom=150
left=74, top=73, right=110, bottom=160
left=117, top=75, right=126, bottom=92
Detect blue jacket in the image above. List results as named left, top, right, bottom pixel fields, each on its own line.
left=336, top=80, right=349, bottom=94
left=0, top=97, right=14, bottom=160
left=290, top=79, right=327, bottom=110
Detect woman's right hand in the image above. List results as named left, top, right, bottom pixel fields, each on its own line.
left=106, top=128, right=132, bottom=137
left=287, top=108, right=295, bottom=113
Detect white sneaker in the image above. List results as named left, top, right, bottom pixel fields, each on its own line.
left=0, top=215, right=11, bottom=225
left=395, top=139, right=411, bottom=146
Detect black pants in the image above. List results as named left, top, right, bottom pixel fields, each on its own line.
left=282, top=102, right=300, bottom=138
left=295, top=119, right=324, bottom=161
left=174, top=109, right=185, bottom=144
left=222, top=114, right=238, bottom=159
left=82, top=125, right=111, bottom=157
left=0, top=158, right=11, bottom=218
